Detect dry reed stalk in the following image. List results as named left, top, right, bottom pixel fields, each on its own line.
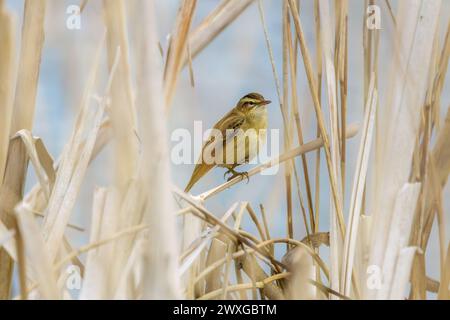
left=281, top=0, right=294, bottom=248
left=0, top=0, right=447, bottom=301
left=164, top=0, right=197, bottom=109
left=134, top=0, right=181, bottom=299
left=318, top=0, right=344, bottom=297
left=197, top=273, right=289, bottom=300
left=237, top=252, right=284, bottom=300
left=204, top=238, right=228, bottom=295
left=416, top=92, right=450, bottom=251
left=284, top=246, right=316, bottom=299
left=22, top=222, right=151, bottom=298
left=103, top=0, right=138, bottom=190
left=161, top=0, right=199, bottom=296
left=377, top=184, right=421, bottom=299
left=288, top=0, right=346, bottom=242
left=313, top=0, right=323, bottom=233
left=389, top=246, right=419, bottom=299
left=341, top=76, right=377, bottom=297
left=265, top=0, right=313, bottom=259
left=335, top=0, right=348, bottom=193
left=384, top=0, right=396, bottom=26
left=0, top=0, right=46, bottom=299
left=193, top=237, right=330, bottom=290
left=368, top=0, right=442, bottom=299
left=185, top=0, right=254, bottom=65
left=285, top=7, right=315, bottom=234
left=427, top=155, right=447, bottom=282
left=41, top=33, right=108, bottom=261
left=179, top=204, right=236, bottom=298
left=175, top=190, right=285, bottom=271
left=79, top=187, right=109, bottom=299
left=22, top=119, right=112, bottom=221
left=437, top=244, right=450, bottom=299
left=102, top=0, right=143, bottom=298
left=15, top=204, right=59, bottom=299
left=13, top=215, right=26, bottom=300
left=410, top=251, right=426, bottom=299
left=408, top=15, right=449, bottom=300
left=0, top=1, right=15, bottom=187
left=260, top=0, right=312, bottom=252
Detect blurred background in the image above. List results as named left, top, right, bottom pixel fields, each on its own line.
left=3, top=0, right=449, bottom=297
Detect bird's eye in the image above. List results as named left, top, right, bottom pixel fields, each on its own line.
left=248, top=102, right=255, bottom=107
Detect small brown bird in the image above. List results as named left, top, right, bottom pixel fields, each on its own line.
left=184, top=93, right=271, bottom=193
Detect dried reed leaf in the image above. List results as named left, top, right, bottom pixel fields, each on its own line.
left=284, top=245, right=317, bottom=299
left=0, top=229, right=14, bottom=248
left=377, top=183, right=421, bottom=299
left=237, top=252, right=284, bottom=300
left=389, top=247, right=419, bottom=300
left=79, top=187, right=108, bottom=299
left=341, top=75, right=377, bottom=296
left=180, top=203, right=236, bottom=276
left=204, top=238, right=227, bottom=294
left=15, top=204, right=59, bottom=299
left=319, top=0, right=345, bottom=296
left=134, top=0, right=181, bottom=299
left=369, top=1, right=442, bottom=286
left=10, top=0, right=46, bottom=134
left=42, top=41, right=108, bottom=260
left=0, top=0, right=46, bottom=299
left=13, top=131, right=54, bottom=200
left=103, top=0, right=138, bottom=189
left=419, top=107, right=450, bottom=249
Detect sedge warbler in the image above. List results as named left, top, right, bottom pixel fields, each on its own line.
left=184, top=92, right=271, bottom=192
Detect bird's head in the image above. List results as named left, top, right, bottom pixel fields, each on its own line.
left=236, top=92, right=271, bottom=111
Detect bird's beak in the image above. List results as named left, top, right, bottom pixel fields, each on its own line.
left=259, top=100, right=272, bottom=106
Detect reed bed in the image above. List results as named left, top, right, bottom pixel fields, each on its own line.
left=0, top=0, right=448, bottom=300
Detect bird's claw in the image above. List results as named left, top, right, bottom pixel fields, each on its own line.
left=224, top=170, right=232, bottom=180
left=227, top=171, right=249, bottom=184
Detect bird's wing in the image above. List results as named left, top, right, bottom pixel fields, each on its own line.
left=209, top=110, right=246, bottom=152
left=184, top=110, right=245, bottom=192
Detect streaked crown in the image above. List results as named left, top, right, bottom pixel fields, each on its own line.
left=237, top=92, right=271, bottom=109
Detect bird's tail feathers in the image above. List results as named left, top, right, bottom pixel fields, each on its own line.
left=184, top=163, right=215, bottom=193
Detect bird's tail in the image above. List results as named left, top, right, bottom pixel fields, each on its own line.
left=184, top=163, right=215, bottom=193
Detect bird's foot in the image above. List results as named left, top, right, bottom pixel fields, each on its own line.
left=223, top=170, right=233, bottom=180
left=225, top=170, right=249, bottom=184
